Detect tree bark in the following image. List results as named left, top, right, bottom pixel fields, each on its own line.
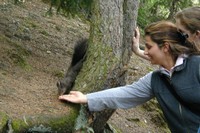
left=74, top=0, right=139, bottom=132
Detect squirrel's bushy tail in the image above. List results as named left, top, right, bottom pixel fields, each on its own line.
left=57, top=39, right=88, bottom=95
left=71, top=39, right=88, bottom=67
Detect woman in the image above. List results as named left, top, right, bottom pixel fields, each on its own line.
left=59, top=21, right=200, bottom=133
left=132, top=6, right=200, bottom=60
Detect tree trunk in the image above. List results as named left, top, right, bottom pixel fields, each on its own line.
left=74, top=0, right=139, bottom=132
left=167, top=0, right=179, bottom=20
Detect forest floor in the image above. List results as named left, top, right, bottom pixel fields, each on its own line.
left=0, top=0, right=169, bottom=132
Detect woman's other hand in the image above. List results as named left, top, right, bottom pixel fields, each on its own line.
left=132, top=27, right=140, bottom=53
left=132, top=27, right=150, bottom=60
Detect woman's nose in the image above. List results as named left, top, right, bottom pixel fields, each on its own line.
left=144, top=48, right=148, bottom=55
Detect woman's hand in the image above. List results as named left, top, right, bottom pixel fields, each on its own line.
left=132, top=27, right=150, bottom=60
left=58, top=91, right=88, bottom=104
left=132, top=27, right=140, bottom=53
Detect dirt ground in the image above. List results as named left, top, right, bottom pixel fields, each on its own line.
left=0, top=0, right=169, bottom=132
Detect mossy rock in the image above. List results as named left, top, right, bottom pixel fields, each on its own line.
left=0, top=107, right=79, bottom=133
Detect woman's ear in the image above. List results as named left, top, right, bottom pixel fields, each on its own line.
left=163, top=42, right=170, bottom=52
left=196, top=30, right=200, bottom=39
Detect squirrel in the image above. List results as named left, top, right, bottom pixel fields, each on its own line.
left=57, top=39, right=88, bottom=95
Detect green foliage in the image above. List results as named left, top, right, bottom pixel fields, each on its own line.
left=48, top=0, right=92, bottom=21
left=0, top=112, right=9, bottom=132
left=45, top=0, right=197, bottom=30
left=137, top=0, right=194, bottom=29
left=12, top=119, right=28, bottom=132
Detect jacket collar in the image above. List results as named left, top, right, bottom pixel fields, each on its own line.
left=159, top=54, right=188, bottom=76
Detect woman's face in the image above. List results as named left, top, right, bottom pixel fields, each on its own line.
left=175, top=18, right=197, bottom=43
left=144, top=36, right=166, bottom=65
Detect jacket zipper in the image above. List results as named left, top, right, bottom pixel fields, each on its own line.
left=169, top=74, right=189, bottom=133
left=179, top=104, right=190, bottom=133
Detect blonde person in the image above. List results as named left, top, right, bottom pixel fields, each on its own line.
left=132, top=6, right=200, bottom=60
left=59, top=21, right=200, bottom=133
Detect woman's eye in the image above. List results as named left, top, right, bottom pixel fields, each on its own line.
left=145, top=45, right=151, bottom=50
left=178, top=29, right=183, bottom=33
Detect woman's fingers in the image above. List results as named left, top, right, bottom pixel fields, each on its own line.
left=132, top=27, right=141, bottom=52
left=58, top=91, right=87, bottom=104
left=134, top=27, right=140, bottom=39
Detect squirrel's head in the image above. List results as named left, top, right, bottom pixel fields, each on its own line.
left=57, top=78, right=74, bottom=95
